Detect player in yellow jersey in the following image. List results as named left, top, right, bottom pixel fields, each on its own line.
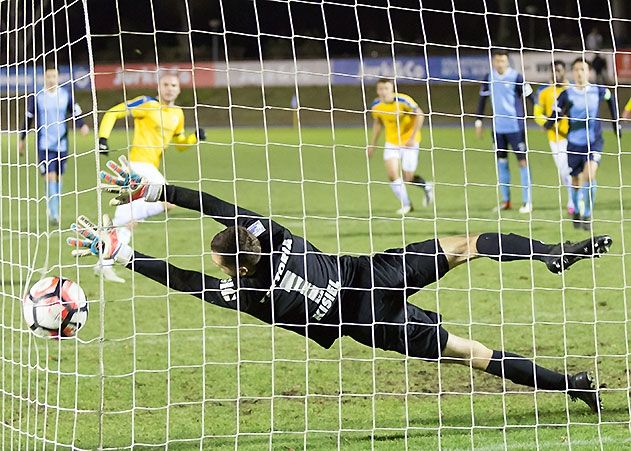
left=623, top=97, right=631, bottom=120
left=534, top=60, right=574, bottom=215
left=95, top=72, right=205, bottom=282
left=367, top=79, right=432, bottom=215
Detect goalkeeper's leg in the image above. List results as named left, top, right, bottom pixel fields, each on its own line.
left=439, top=232, right=611, bottom=274
left=441, top=334, right=600, bottom=412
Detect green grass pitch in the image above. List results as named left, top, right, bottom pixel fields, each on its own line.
left=2, top=126, right=631, bottom=449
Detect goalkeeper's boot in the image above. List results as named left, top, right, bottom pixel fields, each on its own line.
left=543, top=235, right=612, bottom=274
left=93, top=262, right=125, bottom=284
left=568, top=372, right=601, bottom=413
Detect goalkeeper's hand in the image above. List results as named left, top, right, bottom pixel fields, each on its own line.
left=66, top=214, right=133, bottom=265
left=99, top=155, right=163, bottom=206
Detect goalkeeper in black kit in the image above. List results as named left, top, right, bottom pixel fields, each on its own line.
left=68, top=157, right=612, bottom=413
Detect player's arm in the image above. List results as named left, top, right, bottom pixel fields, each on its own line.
left=475, top=74, right=490, bottom=138
left=97, top=96, right=150, bottom=153
left=100, top=156, right=287, bottom=239
left=401, top=96, right=424, bottom=147
left=515, top=74, right=535, bottom=108
left=367, top=116, right=382, bottom=158
left=533, top=88, right=548, bottom=128
left=171, top=114, right=206, bottom=151
left=66, top=215, right=235, bottom=307
left=602, top=87, right=621, bottom=136
left=544, top=90, right=568, bottom=130
left=65, top=89, right=89, bottom=135
left=18, top=95, right=35, bottom=154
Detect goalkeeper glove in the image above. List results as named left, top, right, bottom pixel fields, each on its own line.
left=98, top=137, right=109, bottom=154
left=197, top=128, right=206, bottom=141
left=67, top=214, right=133, bottom=265
left=99, top=155, right=163, bottom=206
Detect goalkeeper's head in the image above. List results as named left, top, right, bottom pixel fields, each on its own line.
left=210, top=226, right=262, bottom=277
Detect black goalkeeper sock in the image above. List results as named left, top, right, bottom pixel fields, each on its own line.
left=412, top=175, right=426, bottom=188
left=476, top=233, right=552, bottom=262
left=485, top=350, right=569, bottom=391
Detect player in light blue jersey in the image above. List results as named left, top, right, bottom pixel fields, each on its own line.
left=19, top=68, right=90, bottom=225
left=475, top=50, right=534, bottom=213
left=546, top=58, right=620, bottom=230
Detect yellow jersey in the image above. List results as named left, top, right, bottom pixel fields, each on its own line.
left=534, top=84, right=570, bottom=143
left=98, top=95, right=197, bottom=168
left=370, top=93, right=421, bottom=145
left=625, top=97, right=631, bottom=114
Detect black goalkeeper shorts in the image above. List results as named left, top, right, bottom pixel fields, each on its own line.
left=341, top=238, right=450, bottom=360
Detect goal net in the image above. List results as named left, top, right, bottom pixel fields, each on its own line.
left=2, top=0, right=630, bottom=448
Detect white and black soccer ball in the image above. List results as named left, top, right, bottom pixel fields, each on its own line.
left=22, top=277, right=89, bottom=338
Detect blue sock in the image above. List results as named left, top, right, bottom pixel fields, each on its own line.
left=47, top=180, right=60, bottom=219
left=571, top=187, right=580, bottom=214
left=519, top=165, right=531, bottom=205
left=582, top=181, right=596, bottom=219
left=497, top=158, right=510, bottom=203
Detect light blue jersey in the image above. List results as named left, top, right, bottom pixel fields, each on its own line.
left=23, top=87, right=84, bottom=152
left=555, top=85, right=610, bottom=146
left=478, top=68, right=531, bottom=134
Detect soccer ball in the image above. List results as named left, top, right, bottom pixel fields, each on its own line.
left=22, top=277, right=89, bottom=338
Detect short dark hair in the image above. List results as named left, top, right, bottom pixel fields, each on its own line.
left=211, top=226, right=261, bottom=270
left=572, top=58, right=591, bottom=69
left=491, top=49, right=509, bottom=58
left=376, top=78, right=393, bottom=86
left=553, top=60, right=566, bottom=69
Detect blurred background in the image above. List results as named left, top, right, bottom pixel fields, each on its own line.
left=1, top=0, right=630, bottom=128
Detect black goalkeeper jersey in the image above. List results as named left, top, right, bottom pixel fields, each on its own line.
left=129, top=185, right=358, bottom=348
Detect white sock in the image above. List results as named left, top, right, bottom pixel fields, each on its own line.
left=390, top=178, right=410, bottom=207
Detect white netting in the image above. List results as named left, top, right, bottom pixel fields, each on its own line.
left=1, top=0, right=630, bottom=449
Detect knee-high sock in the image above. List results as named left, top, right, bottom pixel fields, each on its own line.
left=47, top=180, right=60, bottom=219
left=581, top=181, right=596, bottom=219
left=571, top=186, right=580, bottom=214
left=519, top=165, right=531, bottom=205
left=485, top=350, right=569, bottom=390
left=476, top=233, right=552, bottom=261
left=497, top=158, right=510, bottom=202
left=390, top=178, right=410, bottom=207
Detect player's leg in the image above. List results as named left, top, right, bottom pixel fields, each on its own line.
left=38, top=150, right=63, bottom=225
left=567, top=146, right=588, bottom=228
left=550, top=139, right=575, bottom=215
left=579, top=150, right=601, bottom=230
left=112, top=162, right=167, bottom=229
left=441, top=333, right=600, bottom=412
left=401, top=144, right=433, bottom=207
left=438, top=232, right=611, bottom=274
left=383, top=144, right=411, bottom=214
left=510, top=132, right=531, bottom=213
left=494, top=133, right=511, bottom=210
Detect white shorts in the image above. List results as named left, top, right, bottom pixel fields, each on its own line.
left=129, top=161, right=165, bottom=184
left=383, top=142, right=420, bottom=172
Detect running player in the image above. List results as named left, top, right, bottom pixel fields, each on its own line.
left=19, top=67, right=90, bottom=225
left=367, top=79, right=433, bottom=215
left=95, top=72, right=206, bottom=282
left=534, top=60, right=575, bottom=215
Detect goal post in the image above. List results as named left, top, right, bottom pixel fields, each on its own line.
left=1, top=0, right=630, bottom=449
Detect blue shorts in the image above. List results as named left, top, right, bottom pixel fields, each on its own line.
left=37, top=150, right=68, bottom=176
left=567, top=140, right=603, bottom=177
left=494, top=132, right=527, bottom=161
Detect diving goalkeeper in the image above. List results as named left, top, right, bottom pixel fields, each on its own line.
left=68, top=157, right=611, bottom=413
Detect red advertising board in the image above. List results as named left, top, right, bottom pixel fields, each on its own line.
left=94, top=62, right=214, bottom=90
left=615, top=49, right=631, bottom=82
